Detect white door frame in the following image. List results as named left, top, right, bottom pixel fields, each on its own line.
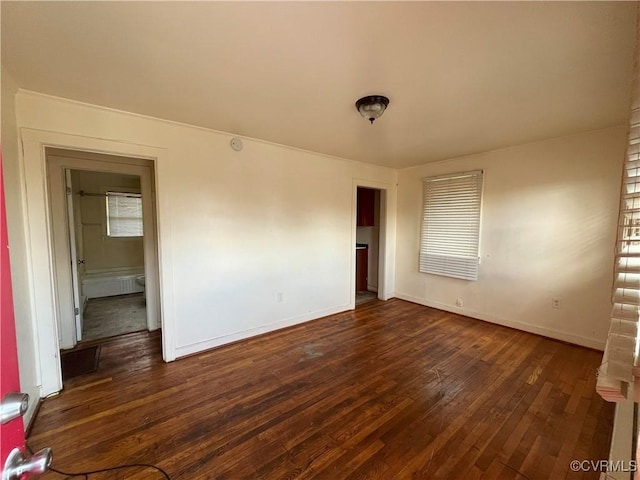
left=64, top=169, right=83, bottom=342
left=350, top=178, right=397, bottom=309
left=48, top=153, right=159, bottom=350
left=20, top=128, right=175, bottom=397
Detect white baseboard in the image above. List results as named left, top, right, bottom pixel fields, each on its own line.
left=174, top=294, right=606, bottom=358
left=23, top=387, right=42, bottom=431
left=394, top=292, right=606, bottom=351
left=83, top=272, right=144, bottom=299
left=174, top=304, right=351, bottom=358
left=367, top=285, right=378, bottom=293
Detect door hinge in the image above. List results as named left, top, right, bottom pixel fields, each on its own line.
left=74, top=307, right=79, bottom=315
left=66, top=186, right=72, bottom=195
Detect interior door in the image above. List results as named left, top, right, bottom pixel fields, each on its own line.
left=1, top=154, right=52, bottom=478
left=65, top=169, right=83, bottom=342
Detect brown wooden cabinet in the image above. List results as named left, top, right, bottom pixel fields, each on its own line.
left=357, top=188, right=375, bottom=227
left=356, top=248, right=368, bottom=292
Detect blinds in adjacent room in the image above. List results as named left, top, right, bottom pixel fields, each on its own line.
left=419, top=170, right=484, bottom=281
left=106, top=191, right=144, bottom=237
left=597, top=19, right=640, bottom=403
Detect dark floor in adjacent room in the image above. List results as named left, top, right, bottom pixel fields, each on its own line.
left=81, top=293, right=147, bottom=342
left=355, top=290, right=377, bottom=306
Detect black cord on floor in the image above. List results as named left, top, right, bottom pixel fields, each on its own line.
left=48, top=463, right=170, bottom=479
left=27, top=443, right=171, bottom=479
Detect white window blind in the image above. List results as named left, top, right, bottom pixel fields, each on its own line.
left=106, top=192, right=143, bottom=237
left=596, top=22, right=640, bottom=403
left=420, top=170, right=483, bottom=280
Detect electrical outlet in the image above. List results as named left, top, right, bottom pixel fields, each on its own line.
left=277, top=292, right=284, bottom=303
left=551, top=297, right=561, bottom=309
left=456, top=298, right=463, bottom=307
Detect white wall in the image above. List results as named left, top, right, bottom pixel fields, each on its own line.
left=9, top=91, right=397, bottom=369
left=1, top=69, right=40, bottom=425
left=4, top=87, right=624, bottom=406
left=71, top=170, right=144, bottom=273
left=356, top=226, right=378, bottom=290
left=395, top=126, right=626, bottom=350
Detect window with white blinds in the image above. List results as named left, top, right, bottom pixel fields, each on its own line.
left=596, top=22, right=639, bottom=403
left=106, top=191, right=143, bottom=237
left=420, top=170, right=483, bottom=280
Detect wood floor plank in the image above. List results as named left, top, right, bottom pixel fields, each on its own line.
left=29, top=299, right=613, bottom=479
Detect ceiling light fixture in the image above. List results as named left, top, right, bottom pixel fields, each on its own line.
left=355, top=95, right=390, bottom=125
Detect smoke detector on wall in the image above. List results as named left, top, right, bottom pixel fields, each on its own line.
left=230, top=138, right=243, bottom=151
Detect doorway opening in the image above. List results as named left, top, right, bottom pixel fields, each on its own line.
left=46, top=148, right=162, bottom=382
left=355, top=187, right=381, bottom=306
left=69, top=170, right=147, bottom=343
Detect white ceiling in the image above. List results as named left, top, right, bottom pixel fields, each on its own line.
left=2, top=1, right=637, bottom=168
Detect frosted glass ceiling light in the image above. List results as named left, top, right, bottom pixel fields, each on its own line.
left=355, top=95, right=390, bottom=124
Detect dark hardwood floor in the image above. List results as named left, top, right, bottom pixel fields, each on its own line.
left=29, top=299, right=613, bottom=479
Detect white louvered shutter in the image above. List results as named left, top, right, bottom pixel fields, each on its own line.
left=597, top=18, right=640, bottom=403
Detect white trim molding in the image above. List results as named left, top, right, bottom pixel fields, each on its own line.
left=395, top=292, right=606, bottom=351
left=351, top=177, right=398, bottom=310
left=174, top=304, right=350, bottom=358
left=19, top=128, right=176, bottom=396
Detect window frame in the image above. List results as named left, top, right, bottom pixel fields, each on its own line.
left=419, top=170, right=484, bottom=281
left=104, top=190, right=144, bottom=238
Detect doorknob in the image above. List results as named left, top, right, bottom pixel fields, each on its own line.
left=2, top=447, right=52, bottom=480
left=1, top=393, right=29, bottom=424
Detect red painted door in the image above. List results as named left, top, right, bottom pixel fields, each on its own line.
left=0, top=153, right=51, bottom=478
left=0, top=152, right=26, bottom=474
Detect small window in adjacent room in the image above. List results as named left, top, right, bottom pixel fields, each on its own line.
left=420, top=170, right=483, bottom=280
left=105, top=191, right=143, bottom=237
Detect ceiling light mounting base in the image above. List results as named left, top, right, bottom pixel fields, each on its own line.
left=355, top=95, right=390, bottom=125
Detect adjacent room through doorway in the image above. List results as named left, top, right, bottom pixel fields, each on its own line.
left=68, top=169, right=147, bottom=343
left=356, top=186, right=381, bottom=306
left=46, top=149, right=162, bottom=382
